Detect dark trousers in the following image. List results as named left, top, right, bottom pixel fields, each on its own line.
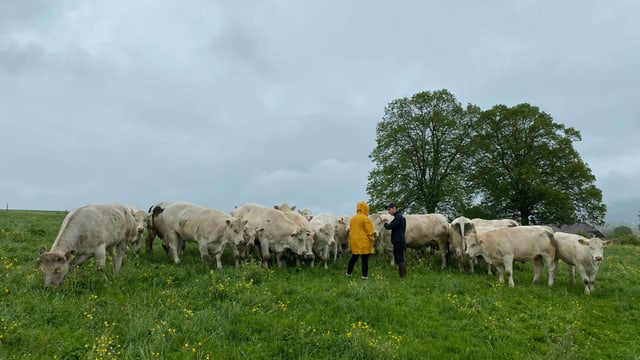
left=347, top=254, right=370, bottom=277
left=393, top=240, right=406, bottom=265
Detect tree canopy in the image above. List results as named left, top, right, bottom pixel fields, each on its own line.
left=367, top=89, right=480, bottom=216
left=469, top=103, right=605, bottom=225
left=367, top=90, right=606, bottom=226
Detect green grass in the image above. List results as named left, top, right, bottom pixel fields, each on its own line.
left=1, top=210, right=639, bottom=359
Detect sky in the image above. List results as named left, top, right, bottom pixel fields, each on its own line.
left=1, top=1, right=639, bottom=227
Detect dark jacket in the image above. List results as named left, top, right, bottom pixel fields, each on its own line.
left=384, top=211, right=406, bottom=244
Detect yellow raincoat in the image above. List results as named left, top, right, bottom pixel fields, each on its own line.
left=349, top=201, right=375, bottom=255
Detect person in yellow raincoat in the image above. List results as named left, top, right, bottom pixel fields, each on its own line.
left=346, top=201, right=375, bottom=279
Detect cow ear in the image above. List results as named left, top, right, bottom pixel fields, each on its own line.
left=577, top=238, right=587, bottom=246
left=273, top=205, right=280, bottom=210
left=603, top=240, right=612, bottom=246
left=225, top=219, right=231, bottom=226
left=290, top=206, right=296, bottom=211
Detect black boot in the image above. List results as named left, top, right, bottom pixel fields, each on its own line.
left=399, top=263, right=407, bottom=279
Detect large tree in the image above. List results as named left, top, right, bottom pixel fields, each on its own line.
left=367, top=89, right=480, bottom=216
left=469, top=103, right=606, bottom=225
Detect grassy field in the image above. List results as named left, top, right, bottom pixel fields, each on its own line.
left=1, top=210, right=639, bottom=359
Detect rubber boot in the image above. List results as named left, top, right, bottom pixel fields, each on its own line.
left=399, top=263, right=407, bottom=279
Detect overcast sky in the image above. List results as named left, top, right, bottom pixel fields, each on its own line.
left=1, top=1, right=638, bottom=226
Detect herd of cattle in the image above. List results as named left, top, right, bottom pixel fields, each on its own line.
left=35, top=201, right=611, bottom=294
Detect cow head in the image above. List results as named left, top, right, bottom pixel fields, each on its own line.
left=36, top=247, right=76, bottom=287
left=225, top=217, right=247, bottom=247
left=463, top=233, right=483, bottom=258
left=578, top=237, right=612, bottom=262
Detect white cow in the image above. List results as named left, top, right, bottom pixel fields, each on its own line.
left=371, top=212, right=450, bottom=269
left=232, top=203, right=311, bottom=268
left=151, top=202, right=247, bottom=268
left=272, top=204, right=316, bottom=266
left=335, top=215, right=351, bottom=258
left=309, top=213, right=338, bottom=269
left=471, top=218, right=520, bottom=228
left=128, top=205, right=152, bottom=257
left=36, top=203, right=147, bottom=287
left=297, top=208, right=314, bottom=221
left=146, top=201, right=173, bottom=254
left=464, top=226, right=557, bottom=287
left=451, top=217, right=519, bottom=274
left=369, top=212, right=393, bottom=254
left=449, top=216, right=474, bottom=273
left=554, top=232, right=611, bottom=294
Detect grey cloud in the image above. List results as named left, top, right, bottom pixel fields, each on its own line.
left=1, top=0, right=638, bottom=227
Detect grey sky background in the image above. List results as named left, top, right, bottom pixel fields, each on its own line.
left=1, top=1, right=638, bottom=226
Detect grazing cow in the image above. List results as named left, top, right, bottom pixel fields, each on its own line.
left=464, top=226, right=557, bottom=287
left=272, top=204, right=316, bottom=266
left=554, top=232, right=611, bottom=294
left=451, top=217, right=519, bottom=274
left=471, top=218, right=520, bottom=228
left=449, top=216, right=474, bottom=273
left=232, top=203, right=311, bottom=268
left=151, top=202, right=247, bottom=268
left=146, top=201, right=173, bottom=254
left=309, top=213, right=338, bottom=269
left=335, top=215, right=351, bottom=258
left=36, top=203, right=146, bottom=287
left=371, top=213, right=450, bottom=269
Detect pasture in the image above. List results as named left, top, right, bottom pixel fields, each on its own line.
left=1, top=210, right=639, bottom=359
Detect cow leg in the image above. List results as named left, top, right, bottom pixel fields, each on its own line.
left=259, top=239, right=270, bottom=268
left=494, top=264, right=505, bottom=284
left=276, top=252, right=285, bottom=268
left=231, top=245, right=241, bottom=267
left=198, top=240, right=212, bottom=261
left=165, top=233, right=181, bottom=264
left=545, top=256, right=556, bottom=287
left=94, top=245, right=107, bottom=271
left=532, top=256, right=544, bottom=284
left=588, top=272, right=597, bottom=294
left=94, top=245, right=110, bottom=281
left=112, top=243, right=127, bottom=275
left=567, top=264, right=576, bottom=284
left=145, top=228, right=156, bottom=254
left=215, top=252, right=224, bottom=269
left=503, top=255, right=515, bottom=287
left=457, top=252, right=464, bottom=273
left=72, top=254, right=92, bottom=267
left=577, top=265, right=591, bottom=294
left=439, top=240, right=448, bottom=269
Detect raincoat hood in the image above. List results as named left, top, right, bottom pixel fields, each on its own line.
left=356, top=201, right=369, bottom=216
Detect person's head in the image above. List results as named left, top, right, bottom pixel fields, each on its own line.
left=356, top=201, right=370, bottom=215
left=385, top=203, right=398, bottom=215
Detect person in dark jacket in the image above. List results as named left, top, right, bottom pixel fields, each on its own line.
left=384, top=203, right=407, bottom=278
